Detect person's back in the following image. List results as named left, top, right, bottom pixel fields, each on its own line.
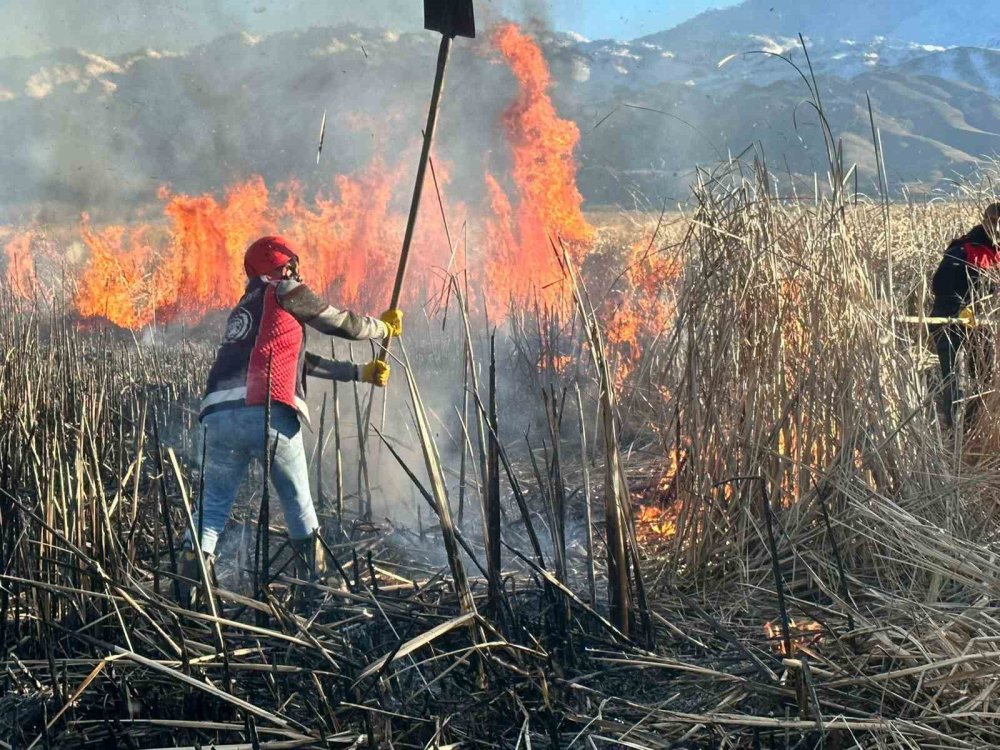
left=929, top=203, right=1000, bottom=427
left=931, top=217, right=999, bottom=318
left=178, top=236, right=402, bottom=604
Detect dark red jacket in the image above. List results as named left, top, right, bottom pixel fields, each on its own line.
left=931, top=225, right=999, bottom=317
left=201, top=278, right=387, bottom=424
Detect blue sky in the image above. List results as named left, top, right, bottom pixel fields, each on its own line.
left=2, top=0, right=743, bottom=57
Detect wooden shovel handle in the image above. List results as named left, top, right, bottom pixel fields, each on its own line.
left=378, top=34, right=452, bottom=363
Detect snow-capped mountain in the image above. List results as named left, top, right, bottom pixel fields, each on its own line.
left=654, top=0, right=1000, bottom=49
left=900, top=47, right=1000, bottom=98
left=543, top=31, right=967, bottom=96
left=542, top=0, right=999, bottom=201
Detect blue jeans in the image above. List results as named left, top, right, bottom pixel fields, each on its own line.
left=188, top=405, right=318, bottom=556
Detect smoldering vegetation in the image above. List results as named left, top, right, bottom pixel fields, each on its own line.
left=2, top=152, right=1000, bottom=747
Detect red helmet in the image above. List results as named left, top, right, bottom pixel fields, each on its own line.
left=244, top=235, right=298, bottom=279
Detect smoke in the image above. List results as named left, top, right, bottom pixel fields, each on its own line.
left=162, top=313, right=574, bottom=574
left=290, top=317, right=585, bottom=568
left=1, top=1, right=561, bottom=58
left=0, top=1, right=703, bottom=228
left=1, top=0, right=422, bottom=58
left=0, top=2, right=448, bottom=224
left=0, top=14, right=524, bottom=225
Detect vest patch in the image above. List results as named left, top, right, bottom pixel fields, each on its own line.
left=224, top=308, right=253, bottom=342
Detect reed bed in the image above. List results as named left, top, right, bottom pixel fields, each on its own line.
left=2, top=161, right=1000, bottom=749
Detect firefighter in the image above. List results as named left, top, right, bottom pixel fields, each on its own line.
left=178, top=236, right=401, bottom=602
left=930, top=203, right=1000, bottom=427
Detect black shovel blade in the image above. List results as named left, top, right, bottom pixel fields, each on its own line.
left=424, top=0, right=476, bottom=39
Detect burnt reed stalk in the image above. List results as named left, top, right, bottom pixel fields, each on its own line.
left=318, top=391, right=327, bottom=516
left=575, top=383, right=597, bottom=606
left=331, top=340, right=344, bottom=539
left=457, top=331, right=471, bottom=528
left=255, top=356, right=273, bottom=623
left=485, top=332, right=502, bottom=613
left=349, top=343, right=374, bottom=522
left=759, top=477, right=792, bottom=659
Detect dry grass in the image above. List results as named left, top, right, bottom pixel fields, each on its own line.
left=2, top=160, right=1000, bottom=748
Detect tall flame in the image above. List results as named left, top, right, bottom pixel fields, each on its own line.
left=492, top=23, right=593, bottom=248
left=70, top=157, right=460, bottom=330
left=76, top=217, right=161, bottom=329
left=20, top=24, right=643, bottom=339
left=280, top=162, right=407, bottom=309
left=157, top=177, right=274, bottom=320
left=601, top=236, right=682, bottom=383
left=485, top=23, right=595, bottom=311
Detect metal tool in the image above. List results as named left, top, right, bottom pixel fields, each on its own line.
left=379, top=0, right=476, bottom=360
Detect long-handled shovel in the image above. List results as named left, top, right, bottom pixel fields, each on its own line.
left=379, top=0, right=476, bottom=360
left=357, top=2, right=475, bottom=519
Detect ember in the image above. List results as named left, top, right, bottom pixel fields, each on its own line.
left=764, top=618, right=824, bottom=654
left=636, top=504, right=679, bottom=539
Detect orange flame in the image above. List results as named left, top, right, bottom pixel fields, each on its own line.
left=280, top=161, right=406, bottom=309
left=484, top=23, right=595, bottom=311
left=601, top=235, right=682, bottom=385
left=67, top=23, right=600, bottom=331
left=75, top=216, right=162, bottom=329
left=72, top=163, right=445, bottom=329
left=636, top=504, right=678, bottom=539
left=156, top=177, right=274, bottom=320
left=49, top=20, right=679, bottom=373
left=634, top=448, right=687, bottom=542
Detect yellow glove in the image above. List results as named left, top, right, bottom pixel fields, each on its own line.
left=958, top=306, right=977, bottom=327
left=360, top=360, right=390, bottom=387
left=380, top=308, right=403, bottom=338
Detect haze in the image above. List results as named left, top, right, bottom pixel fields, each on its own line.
left=0, top=0, right=741, bottom=58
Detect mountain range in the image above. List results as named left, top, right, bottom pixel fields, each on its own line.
left=0, top=0, right=997, bottom=223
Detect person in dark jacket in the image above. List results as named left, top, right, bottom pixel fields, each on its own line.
left=179, top=236, right=401, bottom=602
left=930, top=203, right=1000, bottom=427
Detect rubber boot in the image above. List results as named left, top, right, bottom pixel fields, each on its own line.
left=177, top=549, right=215, bottom=609
left=290, top=531, right=329, bottom=580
